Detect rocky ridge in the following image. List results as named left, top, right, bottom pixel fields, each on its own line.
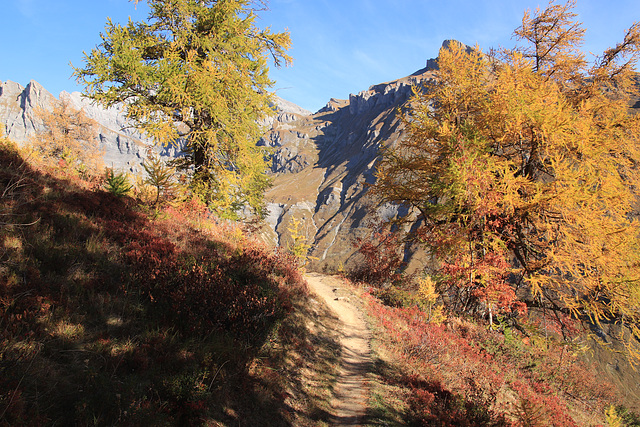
left=0, top=80, right=311, bottom=174
left=1, top=48, right=441, bottom=271
left=263, top=40, right=640, bottom=271
left=261, top=63, right=438, bottom=271
left=0, top=80, right=182, bottom=172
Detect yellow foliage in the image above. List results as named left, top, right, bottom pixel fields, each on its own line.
left=418, top=276, right=438, bottom=304
left=142, top=152, right=181, bottom=210
left=73, top=0, right=291, bottom=218
left=31, top=99, right=103, bottom=173
left=133, top=174, right=158, bottom=206
left=286, top=217, right=315, bottom=269
left=375, top=2, right=640, bottom=365
left=418, top=276, right=446, bottom=325
left=605, top=405, right=624, bottom=427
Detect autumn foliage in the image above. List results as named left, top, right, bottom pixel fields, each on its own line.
left=362, top=289, right=614, bottom=425
left=0, top=136, right=307, bottom=425
left=349, top=229, right=405, bottom=286
left=31, top=98, right=103, bottom=172
left=374, top=0, right=640, bottom=364
left=74, top=0, right=292, bottom=218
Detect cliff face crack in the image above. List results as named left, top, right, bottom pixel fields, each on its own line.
left=309, top=207, right=319, bottom=235
left=321, top=210, right=350, bottom=261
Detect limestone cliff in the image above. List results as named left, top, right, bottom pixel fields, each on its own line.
left=0, top=81, right=177, bottom=172
left=261, top=66, right=437, bottom=271
left=0, top=80, right=56, bottom=142
left=1, top=55, right=437, bottom=272
left=0, top=80, right=310, bottom=174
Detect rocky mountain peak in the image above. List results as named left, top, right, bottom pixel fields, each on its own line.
left=0, top=81, right=178, bottom=172
left=0, top=80, right=25, bottom=99
left=1, top=45, right=446, bottom=271
left=0, top=79, right=57, bottom=142
left=260, top=61, right=439, bottom=271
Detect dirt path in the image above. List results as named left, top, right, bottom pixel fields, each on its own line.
left=304, top=273, right=371, bottom=426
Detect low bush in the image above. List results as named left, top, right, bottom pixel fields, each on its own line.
left=0, top=141, right=307, bottom=425
left=349, top=229, right=405, bottom=286
left=362, top=289, right=615, bottom=425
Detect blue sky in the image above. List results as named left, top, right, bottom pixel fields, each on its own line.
left=1, top=0, right=638, bottom=113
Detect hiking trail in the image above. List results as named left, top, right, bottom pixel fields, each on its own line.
left=304, top=273, right=372, bottom=426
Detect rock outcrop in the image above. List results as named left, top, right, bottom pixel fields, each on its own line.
left=0, top=80, right=311, bottom=174
left=261, top=64, right=437, bottom=271
left=1, top=47, right=441, bottom=272
left=0, top=80, right=171, bottom=172
left=0, top=80, right=57, bottom=142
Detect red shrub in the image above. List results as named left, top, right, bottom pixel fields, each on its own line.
left=105, top=217, right=306, bottom=343
left=360, top=291, right=609, bottom=424
left=440, top=249, right=526, bottom=317
left=511, top=381, right=577, bottom=427
left=349, top=230, right=405, bottom=286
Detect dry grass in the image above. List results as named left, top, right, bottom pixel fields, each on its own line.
left=251, top=287, right=344, bottom=426
left=266, top=166, right=326, bottom=204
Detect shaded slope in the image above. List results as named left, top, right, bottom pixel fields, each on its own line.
left=0, top=138, right=315, bottom=425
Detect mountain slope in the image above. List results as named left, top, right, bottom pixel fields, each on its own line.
left=261, top=64, right=437, bottom=271
left=1, top=59, right=435, bottom=271
left=0, top=136, right=332, bottom=425
left=0, top=80, right=156, bottom=171
left=0, top=79, right=311, bottom=177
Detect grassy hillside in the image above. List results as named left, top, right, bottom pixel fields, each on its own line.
left=2, top=133, right=639, bottom=426
left=0, top=137, right=339, bottom=426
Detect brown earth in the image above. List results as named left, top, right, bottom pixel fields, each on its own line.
left=304, top=273, right=372, bottom=426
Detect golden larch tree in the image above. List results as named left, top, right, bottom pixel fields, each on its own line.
left=74, top=0, right=291, bottom=218
left=375, top=0, right=640, bottom=364
left=32, top=99, right=103, bottom=171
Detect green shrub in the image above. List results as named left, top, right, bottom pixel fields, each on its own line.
left=104, top=168, right=132, bottom=197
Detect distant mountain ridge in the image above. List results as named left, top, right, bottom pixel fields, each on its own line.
left=0, top=79, right=181, bottom=171
left=260, top=60, right=438, bottom=271
left=1, top=44, right=444, bottom=270
left=0, top=79, right=311, bottom=173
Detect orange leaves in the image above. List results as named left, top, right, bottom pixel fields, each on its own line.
left=514, top=0, right=587, bottom=84
left=349, top=229, right=405, bottom=287
left=31, top=98, right=104, bottom=173
left=375, top=1, right=640, bottom=366
left=375, top=1, right=640, bottom=363
left=440, top=248, right=524, bottom=317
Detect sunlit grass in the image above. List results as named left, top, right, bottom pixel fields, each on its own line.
left=3, top=235, right=22, bottom=252
left=108, top=339, right=136, bottom=357
left=6, top=340, right=40, bottom=355
left=105, top=316, right=123, bottom=327
left=51, top=320, right=85, bottom=341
